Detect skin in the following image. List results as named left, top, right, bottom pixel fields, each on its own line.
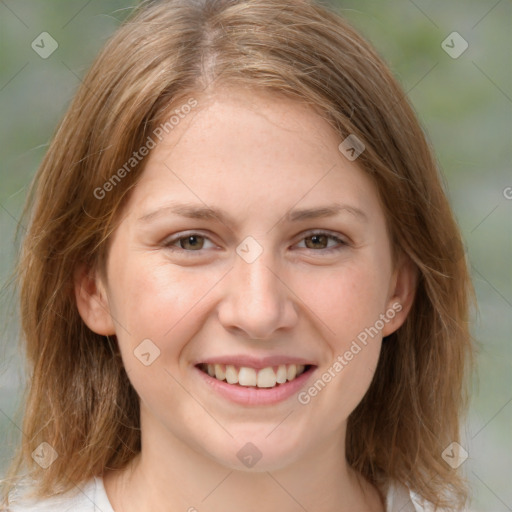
left=76, top=86, right=416, bottom=512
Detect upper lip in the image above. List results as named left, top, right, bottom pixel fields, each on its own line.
left=195, top=355, right=316, bottom=370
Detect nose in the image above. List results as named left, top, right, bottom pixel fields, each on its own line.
left=217, top=249, right=298, bottom=340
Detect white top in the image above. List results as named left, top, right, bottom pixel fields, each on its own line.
left=6, top=476, right=445, bottom=511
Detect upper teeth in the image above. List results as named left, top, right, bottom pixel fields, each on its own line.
left=204, top=363, right=306, bottom=388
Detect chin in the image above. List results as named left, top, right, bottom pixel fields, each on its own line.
left=199, top=430, right=309, bottom=473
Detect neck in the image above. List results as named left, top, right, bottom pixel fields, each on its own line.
left=104, top=418, right=384, bottom=512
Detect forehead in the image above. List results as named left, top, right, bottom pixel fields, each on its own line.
left=126, top=87, right=383, bottom=225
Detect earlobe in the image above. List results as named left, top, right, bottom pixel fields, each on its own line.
left=382, top=255, right=418, bottom=337
left=74, top=264, right=116, bottom=335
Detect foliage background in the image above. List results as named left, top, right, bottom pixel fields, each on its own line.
left=0, top=1, right=510, bottom=510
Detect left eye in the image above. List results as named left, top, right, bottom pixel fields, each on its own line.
left=296, top=233, right=346, bottom=250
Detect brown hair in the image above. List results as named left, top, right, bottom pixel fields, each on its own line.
left=1, top=0, right=474, bottom=508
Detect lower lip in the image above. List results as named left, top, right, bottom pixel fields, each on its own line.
left=194, top=366, right=316, bottom=406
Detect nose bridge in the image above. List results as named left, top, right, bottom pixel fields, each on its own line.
left=238, top=251, right=279, bottom=304
left=218, top=244, right=297, bottom=339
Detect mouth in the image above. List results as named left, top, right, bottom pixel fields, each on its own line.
left=196, top=362, right=314, bottom=389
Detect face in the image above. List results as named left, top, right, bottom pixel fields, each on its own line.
left=76, top=87, right=414, bottom=473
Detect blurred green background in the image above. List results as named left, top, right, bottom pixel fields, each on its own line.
left=0, top=1, right=510, bottom=510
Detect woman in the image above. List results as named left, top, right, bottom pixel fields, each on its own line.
left=1, top=0, right=473, bottom=510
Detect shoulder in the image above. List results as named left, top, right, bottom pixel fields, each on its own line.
left=383, top=479, right=434, bottom=511
left=382, top=480, right=467, bottom=512
left=6, top=476, right=114, bottom=512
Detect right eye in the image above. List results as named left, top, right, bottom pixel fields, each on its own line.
left=163, top=232, right=217, bottom=252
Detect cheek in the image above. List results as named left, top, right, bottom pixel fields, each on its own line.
left=105, top=256, right=224, bottom=428
left=295, top=258, right=390, bottom=347
left=292, top=260, right=387, bottom=416
left=106, top=253, right=223, bottom=366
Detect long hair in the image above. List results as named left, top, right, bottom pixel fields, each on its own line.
left=1, top=0, right=474, bottom=508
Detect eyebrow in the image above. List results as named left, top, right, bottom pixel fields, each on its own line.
left=287, top=204, right=367, bottom=223
left=137, top=201, right=368, bottom=225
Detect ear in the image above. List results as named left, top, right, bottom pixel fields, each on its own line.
left=382, top=253, right=418, bottom=337
left=74, top=264, right=116, bottom=335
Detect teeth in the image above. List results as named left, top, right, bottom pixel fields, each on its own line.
left=225, top=365, right=238, bottom=384
left=287, top=364, right=297, bottom=381
left=276, top=365, right=287, bottom=384
left=238, top=367, right=257, bottom=386
left=257, top=367, right=277, bottom=388
left=214, top=364, right=225, bottom=381
left=204, top=363, right=308, bottom=388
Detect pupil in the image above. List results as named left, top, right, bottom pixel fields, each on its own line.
left=307, top=234, right=327, bottom=249
left=182, top=235, right=203, bottom=250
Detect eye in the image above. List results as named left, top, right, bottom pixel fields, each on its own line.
left=295, top=231, right=348, bottom=251
left=164, top=233, right=216, bottom=251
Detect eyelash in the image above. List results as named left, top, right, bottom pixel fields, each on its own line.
left=163, top=230, right=349, bottom=255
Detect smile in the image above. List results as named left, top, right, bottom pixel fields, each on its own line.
left=197, top=363, right=310, bottom=389
left=194, top=355, right=317, bottom=405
